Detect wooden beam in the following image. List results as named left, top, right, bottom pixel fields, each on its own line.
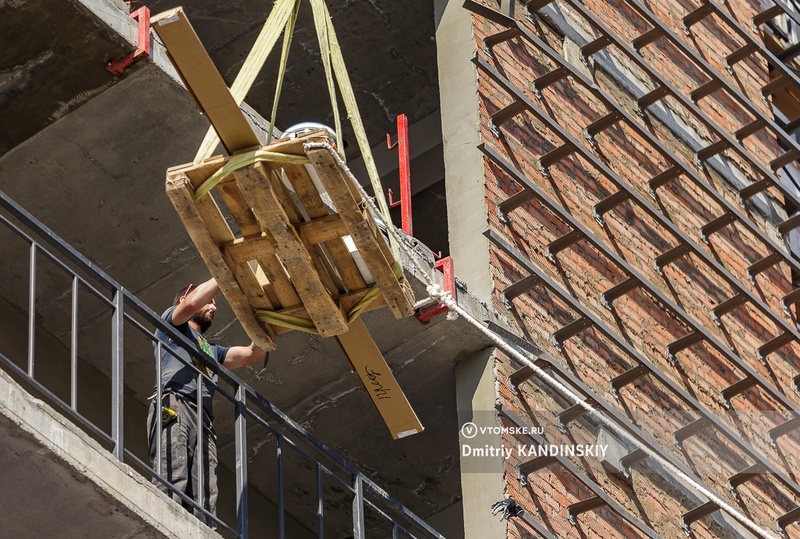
left=336, top=318, right=423, bottom=439
left=299, top=214, right=349, bottom=245
left=151, top=7, right=260, bottom=153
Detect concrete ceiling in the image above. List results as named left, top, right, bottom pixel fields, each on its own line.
left=0, top=0, right=480, bottom=536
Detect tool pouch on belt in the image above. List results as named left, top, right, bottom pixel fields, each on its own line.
left=158, top=391, right=178, bottom=427
left=161, top=404, right=178, bottom=427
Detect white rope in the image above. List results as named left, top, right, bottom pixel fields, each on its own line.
left=303, top=141, right=780, bottom=539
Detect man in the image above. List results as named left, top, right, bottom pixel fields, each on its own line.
left=147, top=277, right=266, bottom=522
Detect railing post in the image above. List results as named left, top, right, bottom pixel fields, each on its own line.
left=277, top=435, right=285, bottom=538
left=111, top=288, right=124, bottom=460
left=155, top=342, right=164, bottom=477
left=316, top=463, right=325, bottom=538
left=387, top=114, right=413, bottom=236
left=27, top=243, right=37, bottom=377
left=70, top=277, right=79, bottom=410
left=196, top=373, right=205, bottom=514
left=235, top=384, right=249, bottom=538
left=353, top=475, right=366, bottom=539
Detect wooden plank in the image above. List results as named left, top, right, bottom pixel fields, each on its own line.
left=283, top=164, right=367, bottom=292
left=224, top=236, right=299, bottom=308
left=274, top=288, right=387, bottom=319
left=299, top=214, right=349, bottom=245
left=266, top=292, right=387, bottom=336
left=218, top=182, right=261, bottom=236
left=264, top=167, right=341, bottom=296
left=335, top=318, right=423, bottom=439
left=193, top=192, right=236, bottom=247
left=362, top=212, right=416, bottom=305
left=307, top=149, right=415, bottom=317
left=255, top=253, right=301, bottom=308
left=164, top=131, right=334, bottom=192
left=251, top=261, right=282, bottom=308
left=234, top=163, right=348, bottom=336
left=225, top=235, right=274, bottom=264
left=281, top=164, right=328, bottom=214
left=165, top=176, right=276, bottom=350
left=263, top=131, right=333, bottom=156
left=339, top=290, right=387, bottom=315
left=151, top=8, right=260, bottom=154
left=167, top=154, right=227, bottom=190
left=232, top=261, right=274, bottom=310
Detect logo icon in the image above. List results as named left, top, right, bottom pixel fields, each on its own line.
left=461, top=422, right=478, bottom=439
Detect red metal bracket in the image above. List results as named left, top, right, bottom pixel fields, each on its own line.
left=416, top=256, right=455, bottom=323
left=386, top=114, right=413, bottom=236
left=107, top=6, right=151, bottom=76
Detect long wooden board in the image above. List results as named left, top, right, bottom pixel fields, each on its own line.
left=336, top=318, right=423, bottom=439
left=151, top=7, right=260, bottom=153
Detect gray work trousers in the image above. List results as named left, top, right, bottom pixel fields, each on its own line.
left=147, top=392, right=218, bottom=523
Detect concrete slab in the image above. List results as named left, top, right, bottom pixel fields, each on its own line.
left=0, top=368, right=220, bottom=539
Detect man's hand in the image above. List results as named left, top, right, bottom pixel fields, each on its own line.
left=223, top=342, right=268, bottom=370
left=172, top=277, right=219, bottom=326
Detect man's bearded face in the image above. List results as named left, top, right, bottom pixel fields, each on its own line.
left=192, top=303, right=215, bottom=333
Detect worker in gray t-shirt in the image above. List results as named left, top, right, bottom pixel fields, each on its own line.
left=147, top=277, right=267, bottom=523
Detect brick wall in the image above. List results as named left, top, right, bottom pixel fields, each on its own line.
left=467, top=0, right=800, bottom=536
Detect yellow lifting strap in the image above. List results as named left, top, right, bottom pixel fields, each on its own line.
left=194, top=150, right=309, bottom=199
left=192, top=0, right=396, bottom=253
left=254, top=262, right=403, bottom=334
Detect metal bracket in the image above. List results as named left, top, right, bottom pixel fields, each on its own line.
left=386, top=114, right=412, bottom=236
left=700, top=212, right=737, bottom=244
left=728, top=462, right=766, bottom=493
left=567, top=496, right=606, bottom=525
left=673, top=417, right=712, bottom=445
left=107, top=7, right=151, bottom=76
left=416, top=256, right=455, bottom=323
left=681, top=501, right=720, bottom=535
left=610, top=364, right=650, bottom=396
left=768, top=415, right=800, bottom=447
left=552, top=317, right=593, bottom=351
left=718, top=376, right=757, bottom=408
left=710, top=292, right=747, bottom=325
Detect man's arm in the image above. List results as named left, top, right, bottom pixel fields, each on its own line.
left=171, top=278, right=219, bottom=326
left=223, top=343, right=267, bottom=369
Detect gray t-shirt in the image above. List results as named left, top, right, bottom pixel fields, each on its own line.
left=153, top=305, right=229, bottom=416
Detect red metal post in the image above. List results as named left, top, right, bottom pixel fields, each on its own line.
left=387, top=114, right=413, bottom=236
left=416, top=256, right=456, bottom=323
left=107, top=7, right=151, bottom=76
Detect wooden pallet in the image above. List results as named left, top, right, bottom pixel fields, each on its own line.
left=165, top=131, right=416, bottom=352
left=155, top=7, right=422, bottom=438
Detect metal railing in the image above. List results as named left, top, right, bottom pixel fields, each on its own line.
left=0, top=188, right=445, bottom=539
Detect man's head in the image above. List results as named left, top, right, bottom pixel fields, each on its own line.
left=174, top=284, right=217, bottom=333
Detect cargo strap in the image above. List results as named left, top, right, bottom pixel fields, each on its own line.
left=191, top=0, right=395, bottom=254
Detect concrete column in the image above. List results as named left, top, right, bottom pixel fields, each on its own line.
left=455, top=348, right=506, bottom=539
left=435, top=0, right=492, bottom=301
